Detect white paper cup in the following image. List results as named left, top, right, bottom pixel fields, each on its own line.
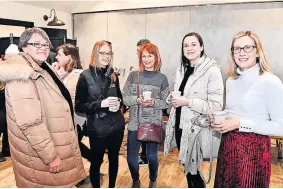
left=143, top=91, right=152, bottom=101
left=108, top=97, right=121, bottom=107
left=213, top=111, right=227, bottom=122
left=171, top=91, right=181, bottom=98
left=109, top=106, right=119, bottom=112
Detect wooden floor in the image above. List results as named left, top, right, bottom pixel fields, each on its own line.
left=0, top=134, right=282, bottom=188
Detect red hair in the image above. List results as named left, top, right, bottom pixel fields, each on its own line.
left=139, top=43, right=161, bottom=72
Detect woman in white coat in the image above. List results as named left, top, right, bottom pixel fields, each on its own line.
left=164, top=32, right=224, bottom=188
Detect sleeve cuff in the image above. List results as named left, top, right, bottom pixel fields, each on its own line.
left=239, top=119, right=255, bottom=132
left=129, top=96, right=138, bottom=105
left=188, top=98, right=193, bottom=108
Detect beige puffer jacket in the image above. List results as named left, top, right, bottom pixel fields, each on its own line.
left=0, top=53, right=86, bottom=188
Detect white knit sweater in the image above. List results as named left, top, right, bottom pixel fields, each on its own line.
left=226, top=63, right=283, bottom=136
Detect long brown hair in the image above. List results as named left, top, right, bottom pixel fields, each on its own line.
left=56, top=44, right=82, bottom=73
left=226, top=31, right=270, bottom=78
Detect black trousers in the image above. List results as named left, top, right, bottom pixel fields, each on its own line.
left=0, top=110, right=9, bottom=154
left=89, top=129, right=124, bottom=188
left=175, top=127, right=205, bottom=188
left=77, top=124, right=91, bottom=161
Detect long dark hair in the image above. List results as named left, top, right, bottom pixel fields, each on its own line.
left=181, top=32, right=205, bottom=74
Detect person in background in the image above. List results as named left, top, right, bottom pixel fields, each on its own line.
left=0, top=27, right=86, bottom=187
left=75, top=40, right=125, bottom=188
left=164, top=32, right=224, bottom=188
left=136, top=39, right=151, bottom=167
left=123, top=43, right=169, bottom=188
left=212, top=31, right=283, bottom=188
left=53, top=43, right=91, bottom=163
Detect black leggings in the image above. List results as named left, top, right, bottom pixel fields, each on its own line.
left=175, top=127, right=205, bottom=188
left=0, top=110, right=9, bottom=152
left=77, top=124, right=91, bottom=161
left=89, top=129, right=124, bottom=188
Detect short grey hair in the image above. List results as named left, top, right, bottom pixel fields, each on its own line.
left=18, top=27, right=52, bottom=51
left=137, top=39, right=150, bottom=47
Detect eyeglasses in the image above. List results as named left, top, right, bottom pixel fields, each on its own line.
left=27, top=43, right=50, bottom=49
left=99, top=51, right=113, bottom=57
left=232, top=45, right=256, bottom=54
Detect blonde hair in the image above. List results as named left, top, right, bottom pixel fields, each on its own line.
left=90, top=41, right=116, bottom=81
left=90, top=41, right=113, bottom=68
left=226, top=31, right=270, bottom=78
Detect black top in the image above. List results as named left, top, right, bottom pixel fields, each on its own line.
left=175, top=65, right=194, bottom=129
left=75, top=66, right=125, bottom=138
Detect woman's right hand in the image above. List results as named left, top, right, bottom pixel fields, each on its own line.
left=48, top=157, right=62, bottom=173
left=137, top=97, right=143, bottom=105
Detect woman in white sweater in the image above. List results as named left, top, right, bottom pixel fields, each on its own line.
left=212, top=31, right=283, bottom=188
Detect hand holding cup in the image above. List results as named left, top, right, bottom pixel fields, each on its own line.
left=108, top=97, right=121, bottom=112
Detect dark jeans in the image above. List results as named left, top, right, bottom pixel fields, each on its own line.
left=140, top=142, right=148, bottom=162
left=175, top=127, right=205, bottom=188
left=89, top=129, right=124, bottom=188
left=127, top=130, right=158, bottom=182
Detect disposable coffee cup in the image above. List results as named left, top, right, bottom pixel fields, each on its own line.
left=108, top=97, right=121, bottom=107
left=109, top=106, right=119, bottom=112
left=171, top=91, right=181, bottom=98
left=143, top=91, right=152, bottom=101
left=213, top=111, right=227, bottom=122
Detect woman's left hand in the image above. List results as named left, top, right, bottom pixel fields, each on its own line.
left=142, top=98, right=155, bottom=107
left=211, top=118, right=240, bottom=133
left=171, top=96, right=189, bottom=108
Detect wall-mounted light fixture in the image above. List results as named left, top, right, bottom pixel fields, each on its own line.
left=43, top=9, right=65, bottom=26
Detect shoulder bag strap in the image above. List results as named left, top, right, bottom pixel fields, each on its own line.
left=137, top=71, right=140, bottom=125
left=199, top=102, right=214, bottom=185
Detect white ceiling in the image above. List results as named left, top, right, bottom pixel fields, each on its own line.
left=14, top=0, right=280, bottom=13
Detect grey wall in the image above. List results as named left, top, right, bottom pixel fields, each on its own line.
left=74, top=2, right=283, bottom=88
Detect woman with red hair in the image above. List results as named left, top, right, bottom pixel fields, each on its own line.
left=123, top=43, right=169, bottom=188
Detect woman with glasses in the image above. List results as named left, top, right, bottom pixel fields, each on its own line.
left=75, top=40, right=125, bottom=188
left=164, top=32, right=224, bottom=188
left=123, top=43, right=169, bottom=188
left=0, top=28, right=86, bottom=187
left=211, top=31, right=283, bottom=188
